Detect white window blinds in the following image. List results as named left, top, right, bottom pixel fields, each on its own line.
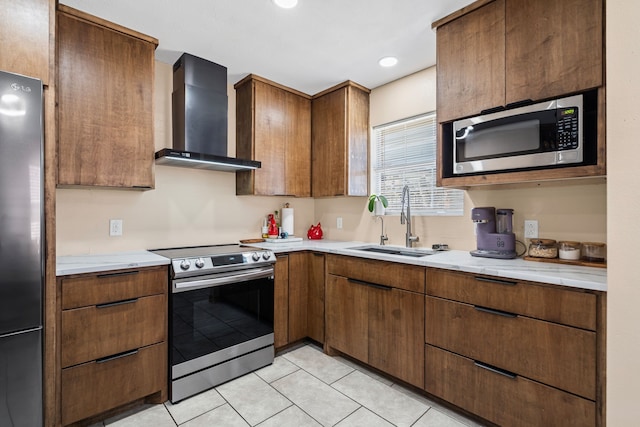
left=372, top=112, right=464, bottom=216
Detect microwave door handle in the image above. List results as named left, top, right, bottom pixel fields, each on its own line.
left=174, top=267, right=274, bottom=292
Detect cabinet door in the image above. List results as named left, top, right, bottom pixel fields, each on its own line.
left=61, top=294, right=166, bottom=367
left=312, top=87, right=347, bottom=197
left=368, top=287, right=424, bottom=388
left=345, top=86, right=369, bottom=196
left=253, top=80, right=287, bottom=195
left=425, top=345, right=595, bottom=427
left=505, top=0, right=603, bottom=104
left=274, top=255, right=289, bottom=348
left=425, top=296, right=596, bottom=400
left=307, top=253, right=325, bottom=343
left=61, top=342, right=166, bottom=426
left=325, top=275, right=368, bottom=362
left=285, top=91, right=311, bottom=197
left=0, top=0, right=50, bottom=84
left=57, top=9, right=156, bottom=189
left=436, top=0, right=505, bottom=123
left=288, top=252, right=308, bottom=342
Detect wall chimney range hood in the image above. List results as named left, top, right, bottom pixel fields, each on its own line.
left=155, top=53, right=260, bottom=172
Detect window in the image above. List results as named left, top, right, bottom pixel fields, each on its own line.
left=371, top=112, right=464, bottom=216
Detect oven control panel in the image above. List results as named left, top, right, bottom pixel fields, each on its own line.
left=171, top=250, right=276, bottom=275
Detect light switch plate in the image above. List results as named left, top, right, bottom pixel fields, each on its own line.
left=109, top=219, right=123, bottom=236
left=337, top=217, right=343, bottom=229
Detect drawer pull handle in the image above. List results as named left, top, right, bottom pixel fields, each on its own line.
left=96, top=298, right=138, bottom=309
left=474, top=305, right=517, bottom=318
left=474, top=361, right=517, bottom=379
left=97, top=270, right=139, bottom=279
left=474, top=276, right=516, bottom=286
left=348, top=278, right=392, bottom=291
left=96, top=349, right=139, bottom=364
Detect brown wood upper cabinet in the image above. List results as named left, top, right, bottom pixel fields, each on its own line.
left=235, top=75, right=311, bottom=197
left=0, top=0, right=51, bottom=85
left=311, top=81, right=370, bottom=197
left=56, top=5, right=157, bottom=189
left=434, top=0, right=603, bottom=123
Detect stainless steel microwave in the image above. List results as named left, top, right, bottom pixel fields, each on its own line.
left=450, top=93, right=596, bottom=176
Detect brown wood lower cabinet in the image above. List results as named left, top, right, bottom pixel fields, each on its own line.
left=61, top=342, right=166, bottom=426
left=425, top=345, right=595, bottom=427
left=275, top=252, right=326, bottom=349
left=61, top=294, right=166, bottom=368
left=274, top=255, right=289, bottom=348
left=425, top=295, right=596, bottom=400
left=325, top=255, right=425, bottom=388
left=307, top=252, right=326, bottom=343
left=325, top=275, right=368, bottom=362
left=58, top=266, right=167, bottom=426
left=425, top=268, right=604, bottom=426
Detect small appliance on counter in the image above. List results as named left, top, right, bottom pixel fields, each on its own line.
left=470, top=207, right=517, bottom=259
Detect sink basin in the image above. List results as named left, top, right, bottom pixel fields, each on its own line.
left=347, top=245, right=437, bottom=258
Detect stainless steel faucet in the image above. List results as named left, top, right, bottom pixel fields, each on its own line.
left=377, top=216, right=388, bottom=245
left=400, top=185, right=419, bottom=248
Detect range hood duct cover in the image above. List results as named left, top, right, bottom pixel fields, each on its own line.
left=155, top=53, right=260, bottom=171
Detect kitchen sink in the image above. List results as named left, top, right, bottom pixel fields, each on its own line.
left=347, top=245, right=437, bottom=258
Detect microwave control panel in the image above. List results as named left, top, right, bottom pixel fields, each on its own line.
left=557, top=107, right=579, bottom=150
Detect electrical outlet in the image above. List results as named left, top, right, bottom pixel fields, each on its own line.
left=337, top=217, right=343, bottom=229
left=524, top=220, right=538, bottom=239
left=109, top=219, right=123, bottom=236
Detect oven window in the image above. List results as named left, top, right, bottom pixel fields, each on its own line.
left=171, top=278, right=274, bottom=365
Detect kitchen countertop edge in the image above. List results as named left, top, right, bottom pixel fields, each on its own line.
left=56, top=251, right=171, bottom=276
left=55, top=241, right=607, bottom=292
left=249, top=240, right=607, bottom=292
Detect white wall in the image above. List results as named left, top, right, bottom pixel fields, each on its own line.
left=606, top=0, right=640, bottom=423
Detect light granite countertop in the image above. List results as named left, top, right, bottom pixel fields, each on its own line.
left=56, top=251, right=170, bottom=276
left=56, top=240, right=607, bottom=292
left=248, top=240, right=608, bottom=292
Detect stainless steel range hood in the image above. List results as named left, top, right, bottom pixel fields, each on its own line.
left=155, top=53, right=260, bottom=172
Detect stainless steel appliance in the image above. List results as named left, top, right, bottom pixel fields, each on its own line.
left=150, top=244, right=276, bottom=403
left=0, top=70, right=43, bottom=426
left=445, top=91, right=597, bottom=176
left=470, top=207, right=517, bottom=259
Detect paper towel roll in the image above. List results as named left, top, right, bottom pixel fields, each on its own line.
left=281, top=208, right=294, bottom=235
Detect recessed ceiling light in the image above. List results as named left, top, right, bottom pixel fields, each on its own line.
left=378, top=56, right=398, bottom=67
left=273, top=0, right=298, bottom=9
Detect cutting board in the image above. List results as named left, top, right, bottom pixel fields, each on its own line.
left=265, top=237, right=303, bottom=243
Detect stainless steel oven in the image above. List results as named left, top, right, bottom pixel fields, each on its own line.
left=150, top=245, right=276, bottom=403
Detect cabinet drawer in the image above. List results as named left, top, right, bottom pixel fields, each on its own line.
left=426, top=268, right=596, bottom=330
left=425, top=345, right=595, bottom=427
left=61, top=267, right=167, bottom=309
left=425, top=296, right=596, bottom=400
left=61, top=342, right=167, bottom=426
left=327, top=254, right=425, bottom=293
left=61, top=294, right=166, bottom=367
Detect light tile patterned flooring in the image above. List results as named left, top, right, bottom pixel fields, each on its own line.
left=96, top=343, right=484, bottom=427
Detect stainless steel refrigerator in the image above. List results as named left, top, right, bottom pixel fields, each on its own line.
left=0, top=70, right=44, bottom=426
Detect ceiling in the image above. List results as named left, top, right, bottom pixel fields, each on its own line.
left=59, top=0, right=473, bottom=95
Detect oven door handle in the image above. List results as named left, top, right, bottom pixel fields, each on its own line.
left=173, top=266, right=274, bottom=292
